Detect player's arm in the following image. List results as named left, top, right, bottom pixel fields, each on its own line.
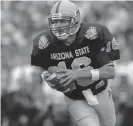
left=83, top=25, right=120, bottom=81
left=31, top=35, right=69, bottom=91
left=71, top=61, right=115, bottom=81
left=31, top=47, right=56, bottom=87
left=31, top=35, right=55, bottom=85
left=78, top=25, right=120, bottom=81
left=97, top=61, right=115, bottom=79
left=96, top=25, right=120, bottom=80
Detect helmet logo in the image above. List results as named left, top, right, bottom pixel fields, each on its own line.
left=85, top=27, right=98, bottom=40
left=52, top=12, right=62, bottom=20
left=38, top=35, right=49, bottom=49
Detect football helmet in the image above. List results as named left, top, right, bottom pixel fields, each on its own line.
left=48, top=0, right=81, bottom=40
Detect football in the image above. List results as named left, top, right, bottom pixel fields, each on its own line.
left=47, top=66, right=61, bottom=89
left=48, top=66, right=59, bottom=74
left=47, top=66, right=76, bottom=93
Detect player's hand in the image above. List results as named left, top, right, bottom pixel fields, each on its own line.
left=57, top=68, right=92, bottom=86
left=41, top=71, right=55, bottom=87
left=57, top=69, right=78, bottom=86
left=41, top=71, right=50, bottom=79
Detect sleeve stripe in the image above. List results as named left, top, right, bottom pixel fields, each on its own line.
left=105, top=61, right=114, bottom=67
left=106, top=64, right=114, bottom=67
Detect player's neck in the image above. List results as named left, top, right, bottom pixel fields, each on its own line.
left=64, top=34, right=76, bottom=46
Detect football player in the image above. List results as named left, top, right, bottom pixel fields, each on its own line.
left=31, top=1, right=120, bottom=126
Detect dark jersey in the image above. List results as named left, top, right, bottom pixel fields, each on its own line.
left=31, top=23, right=120, bottom=100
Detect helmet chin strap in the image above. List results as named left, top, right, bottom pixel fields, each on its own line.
left=56, top=34, right=69, bottom=40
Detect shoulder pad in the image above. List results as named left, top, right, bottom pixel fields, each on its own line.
left=33, top=32, right=50, bottom=50
left=84, top=23, right=103, bottom=40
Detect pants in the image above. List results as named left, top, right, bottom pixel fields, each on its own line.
left=64, top=85, right=116, bottom=126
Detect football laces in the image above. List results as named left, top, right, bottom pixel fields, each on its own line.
left=46, top=73, right=57, bottom=81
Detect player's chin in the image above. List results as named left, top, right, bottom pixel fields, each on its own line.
left=57, top=37, right=67, bottom=41
left=56, top=34, right=69, bottom=40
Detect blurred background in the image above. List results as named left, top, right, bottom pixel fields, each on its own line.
left=1, top=1, right=133, bottom=126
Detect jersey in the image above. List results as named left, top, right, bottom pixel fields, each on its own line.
left=31, top=23, right=120, bottom=100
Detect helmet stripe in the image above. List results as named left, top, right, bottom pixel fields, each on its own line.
left=56, top=1, right=61, bottom=13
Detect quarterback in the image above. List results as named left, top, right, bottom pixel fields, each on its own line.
left=31, top=1, right=120, bottom=126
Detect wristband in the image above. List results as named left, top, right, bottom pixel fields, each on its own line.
left=90, top=69, right=99, bottom=81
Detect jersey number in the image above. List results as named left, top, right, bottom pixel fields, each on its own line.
left=106, top=38, right=119, bottom=52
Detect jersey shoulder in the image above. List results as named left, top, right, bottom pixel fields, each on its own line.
left=31, top=31, right=52, bottom=68
left=33, top=31, right=51, bottom=51
left=83, top=23, right=108, bottom=40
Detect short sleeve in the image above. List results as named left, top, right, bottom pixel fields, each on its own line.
left=97, top=26, right=120, bottom=65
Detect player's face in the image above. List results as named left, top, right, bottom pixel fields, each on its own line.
left=51, top=19, right=71, bottom=40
